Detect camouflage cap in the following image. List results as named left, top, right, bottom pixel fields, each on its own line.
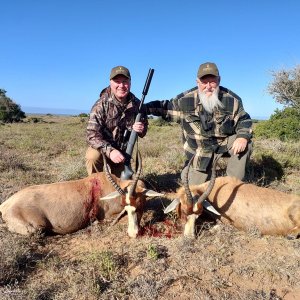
left=197, top=62, right=219, bottom=78
left=110, top=66, right=131, bottom=80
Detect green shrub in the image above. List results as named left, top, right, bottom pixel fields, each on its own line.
left=26, top=117, right=44, bottom=123
left=0, top=89, right=26, bottom=123
left=78, top=113, right=89, bottom=118
left=254, top=108, right=300, bottom=141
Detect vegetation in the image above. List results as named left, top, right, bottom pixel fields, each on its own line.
left=0, top=89, right=26, bottom=123
left=254, top=107, right=300, bottom=141
left=0, top=115, right=299, bottom=299
left=254, top=65, right=300, bottom=142
left=268, top=64, right=300, bottom=110
left=77, top=112, right=89, bottom=118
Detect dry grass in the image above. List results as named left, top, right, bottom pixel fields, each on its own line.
left=0, top=115, right=300, bottom=299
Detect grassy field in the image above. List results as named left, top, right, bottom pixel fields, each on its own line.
left=0, top=115, right=300, bottom=299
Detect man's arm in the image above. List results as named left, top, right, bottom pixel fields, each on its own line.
left=233, top=97, right=253, bottom=141
left=235, top=112, right=252, bottom=141
left=231, top=98, right=252, bottom=154
left=86, top=104, right=115, bottom=157
left=145, top=87, right=198, bottom=122
left=145, top=99, right=181, bottom=122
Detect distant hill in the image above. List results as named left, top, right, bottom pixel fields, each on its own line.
left=23, top=106, right=89, bottom=116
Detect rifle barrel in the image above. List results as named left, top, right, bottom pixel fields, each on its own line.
left=120, top=68, right=154, bottom=180
left=140, top=68, right=154, bottom=110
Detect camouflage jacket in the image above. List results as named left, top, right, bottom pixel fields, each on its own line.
left=87, top=87, right=148, bottom=156
left=146, top=86, right=252, bottom=171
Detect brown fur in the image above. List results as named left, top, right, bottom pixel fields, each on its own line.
left=0, top=173, right=147, bottom=235
left=177, top=176, right=300, bottom=236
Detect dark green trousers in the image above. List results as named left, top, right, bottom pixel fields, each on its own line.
left=181, top=135, right=253, bottom=185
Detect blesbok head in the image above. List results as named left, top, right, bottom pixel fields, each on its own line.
left=164, top=154, right=221, bottom=238
left=100, top=151, right=163, bottom=238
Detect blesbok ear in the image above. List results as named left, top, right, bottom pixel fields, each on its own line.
left=142, top=189, right=164, bottom=197
left=100, top=191, right=121, bottom=200
left=202, top=200, right=221, bottom=216
left=164, top=198, right=180, bottom=214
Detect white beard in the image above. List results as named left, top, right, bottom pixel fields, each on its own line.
left=199, top=87, right=223, bottom=113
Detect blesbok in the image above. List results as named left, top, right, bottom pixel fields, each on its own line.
left=165, top=155, right=300, bottom=238
left=0, top=151, right=162, bottom=238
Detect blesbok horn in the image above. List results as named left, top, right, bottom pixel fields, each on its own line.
left=102, top=151, right=125, bottom=196
left=182, top=155, right=195, bottom=205
left=196, top=153, right=222, bottom=205
left=128, top=150, right=143, bottom=198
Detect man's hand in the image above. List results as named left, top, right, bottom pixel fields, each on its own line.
left=132, top=121, right=144, bottom=133
left=231, top=138, right=248, bottom=155
left=109, top=149, right=125, bottom=163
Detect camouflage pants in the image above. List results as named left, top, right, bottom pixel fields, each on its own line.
left=181, top=135, right=253, bottom=185
left=85, top=146, right=124, bottom=177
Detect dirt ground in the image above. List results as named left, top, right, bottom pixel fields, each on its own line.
left=1, top=117, right=299, bottom=299
left=18, top=194, right=299, bottom=300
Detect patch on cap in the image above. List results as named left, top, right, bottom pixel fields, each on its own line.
left=197, top=62, right=219, bottom=78
left=110, top=66, right=131, bottom=80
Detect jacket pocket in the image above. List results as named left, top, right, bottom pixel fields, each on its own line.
left=219, top=115, right=235, bottom=135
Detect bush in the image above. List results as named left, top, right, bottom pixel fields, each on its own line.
left=78, top=113, right=89, bottom=118
left=254, top=107, right=300, bottom=141
left=0, top=89, right=26, bottom=123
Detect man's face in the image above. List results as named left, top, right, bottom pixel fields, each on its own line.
left=197, top=75, right=222, bottom=113
left=110, top=75, right=131, bottom=102
left=197, top=75, right=220, bottom=97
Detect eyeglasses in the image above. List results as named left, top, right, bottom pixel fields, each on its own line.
left=199, top=78, right=218, bottom=85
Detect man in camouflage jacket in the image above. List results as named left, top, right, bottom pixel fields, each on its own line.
left=86, top=66, right=148, bottom=176
left=146, top=62, right=252, bottom=184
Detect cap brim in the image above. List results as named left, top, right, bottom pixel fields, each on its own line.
left=199, top=71, right=219, bottom=78
left=110, top=73, right=130, bottom=80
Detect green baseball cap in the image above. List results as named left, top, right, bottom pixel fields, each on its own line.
left=110, top=66, right=131, bottom=80
left=197, top=62, right=219, bottom=78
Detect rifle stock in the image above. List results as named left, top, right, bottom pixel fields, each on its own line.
left=120, top=68, right=154, bottom=180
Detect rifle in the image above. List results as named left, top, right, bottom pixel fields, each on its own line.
left=120, top=68, right=154, bottom=180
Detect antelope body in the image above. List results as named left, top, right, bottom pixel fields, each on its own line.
left=0, top=153, right=162, bottom=238
left=166, top=155, right=300, bottom=238
left=177, top=177, right=300, bottom=237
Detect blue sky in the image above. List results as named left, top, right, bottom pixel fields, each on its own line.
left=1, top=0, right=299, bottom=119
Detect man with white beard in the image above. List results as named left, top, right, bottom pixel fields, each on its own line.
left=146, top=62, right=253, bottom=185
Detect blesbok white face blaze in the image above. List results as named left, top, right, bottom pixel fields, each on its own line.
left=164, top=195, right=204, bottom=237
left=101, top=185, right=164, bottom=238
left=125, top=186, right=132, bottom=205
left=164, top=154, right=222, bottom=238
left=183, top=201, right=203, bottom=237
left=184, top=214, right=199, bottom=237
left=101, top=149, right=164, bottom=238
left=124, top=205, right=138, bottom=238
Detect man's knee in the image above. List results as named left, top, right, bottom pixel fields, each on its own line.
left=226, top=141, right=252, bottom=180
left=181, top=165, right=208, bottom=185
left=85, top=147, right=101, bottom=161
left=85, top=147, right=103, bottom=175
